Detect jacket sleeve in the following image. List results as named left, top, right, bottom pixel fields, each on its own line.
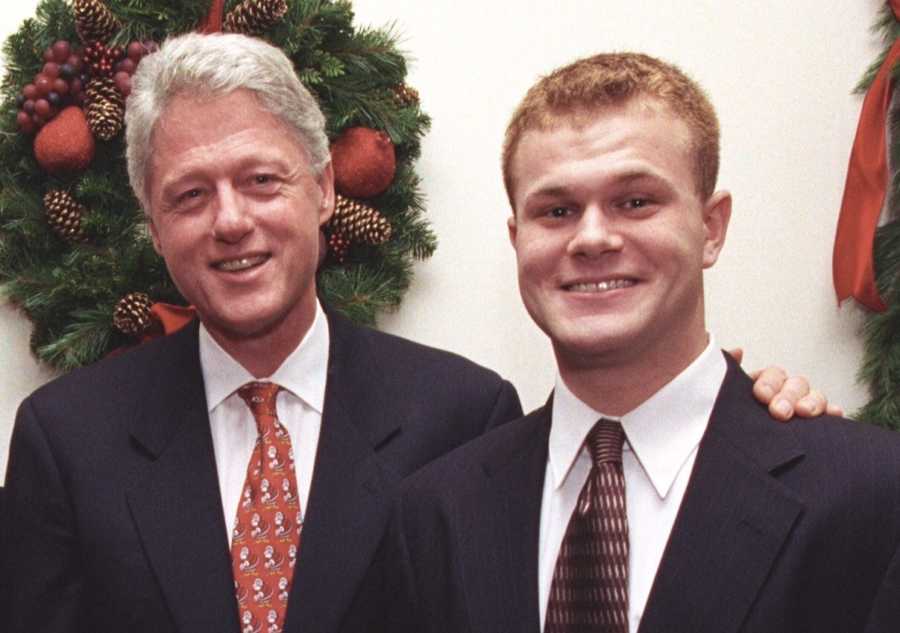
left=483, top=379, right=523, bottom=433
left=5, top=396, right=85, bottom=633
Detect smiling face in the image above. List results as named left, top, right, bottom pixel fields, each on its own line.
left=146, top=89, right=334, bottom=365
left=507, top=98, right=730, bottom=379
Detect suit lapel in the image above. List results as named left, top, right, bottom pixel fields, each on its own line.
left=454, top=405, right=550, bottom=633
left=284, top=312, right=400, bottom=633
left=124, top=322, right=240, bottom=633
left=638, top=357, right=805, bottom=633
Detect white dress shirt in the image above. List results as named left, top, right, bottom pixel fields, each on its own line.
left=199, top=301, right=329, bottom=546
left=538, top=337, right=727, bottom=632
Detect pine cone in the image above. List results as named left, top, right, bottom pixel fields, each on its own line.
left=85, top=78, right=125, bottom=141
left=44, top=190, right=87, bottom=242
left=73, top=0, right=121, bottom=44
left=85, top=77, right=125, bottom=109
left=329, top=195, right=393, bottom=245
left=113, top=292, right=154, bottom=336
left=392, top=84, right=420, bottom=107
left=223, top=0, right=289, bottom=35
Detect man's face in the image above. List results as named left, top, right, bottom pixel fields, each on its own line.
left=507, top=98, right=730, bottom=373
left=146, top=89, right=333, bottom=348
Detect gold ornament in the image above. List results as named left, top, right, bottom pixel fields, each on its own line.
left=223, top=0, right=289, bottom=35
left=43, top=190, right=87, bottom=242
left=329, top=194, right=392, bottom=245
left=85, top=77, right=125, bottom=141
left=72, top=0, right=121, bottom=44
left=113, top=292, right=154, bottom=336
left=392, top=84, right=420, bottom=107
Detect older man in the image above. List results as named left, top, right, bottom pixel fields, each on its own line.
left=5, top=35, right=825, bottom=633
left=377, top=53, right=900, bottom=633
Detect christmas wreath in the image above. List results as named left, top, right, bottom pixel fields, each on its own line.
left=0, top=0, right=434, bottom=370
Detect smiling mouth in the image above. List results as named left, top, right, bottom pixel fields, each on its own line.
left=213, top=254, right=269, bottom=272
left=564, top=279, right=636, bottom=293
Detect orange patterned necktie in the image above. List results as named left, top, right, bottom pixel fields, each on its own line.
left=545, top=418, right=629, bottom=633
left=231, top=382, right=302, bottom=633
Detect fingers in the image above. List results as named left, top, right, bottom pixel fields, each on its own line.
left=793, top=389, right=827, bottom=417
left=725, top=347, right=744, bottom=365
left=751, top=365, right=788, bottom=407
left=750, top=364, right=841, bottom=421
left=825, top=402, right=845, bottom=417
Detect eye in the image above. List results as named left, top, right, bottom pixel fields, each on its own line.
left=548, top=206, right=571, bottom=218
left=173, top=188, right=204, bottom=209
left=622, top=197, right=650, bottom=209
left=253, top=174, right=272, bottom=185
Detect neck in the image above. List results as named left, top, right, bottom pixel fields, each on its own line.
left=557, top=329, right=710, bottom=416
left=207, top=304, right=317, bottom=379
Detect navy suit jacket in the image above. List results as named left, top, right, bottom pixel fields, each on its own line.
left=382, top=355, right=900, bottom=633
left=3, top=311, right=522, bottom=633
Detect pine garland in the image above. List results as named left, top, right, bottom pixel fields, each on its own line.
left=0, top=0, right=434, bottom=371
left=853, top=2, right=900, bottom=430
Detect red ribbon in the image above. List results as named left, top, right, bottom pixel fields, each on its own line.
left=197, top=0, right=225, bottom=33
left=832, top=1, right=900, bottom=311
left=139, top=302, right=197, bottom=343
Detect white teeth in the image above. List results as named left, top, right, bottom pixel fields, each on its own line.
left=567, top=279, right=634, bottom=292
left=216, top=255, right=267, bottom=272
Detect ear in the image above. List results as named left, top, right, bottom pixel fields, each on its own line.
left=701, top=190, right=731, bottom=268
left=507, top=213, right=518, bottom=249
left=147, top=212, right=163, bottom=256
left=317, top=161, right=336, bottom=227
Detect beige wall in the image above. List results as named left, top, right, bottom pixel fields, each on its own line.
left=0, top=0, right=879, bottom=475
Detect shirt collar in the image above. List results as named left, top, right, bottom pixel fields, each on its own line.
left=549, top=336, right=726, bottom=499
left=199, top=301, right=330, bottom=414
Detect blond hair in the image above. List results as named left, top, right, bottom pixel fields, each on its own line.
left=502, top=52, right=719, bottom=205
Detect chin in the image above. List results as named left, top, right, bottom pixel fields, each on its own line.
left=550, top=322, right=644, bottom=367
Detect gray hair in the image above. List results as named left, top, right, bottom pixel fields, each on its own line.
left=125, top=32, right=330, bottom=212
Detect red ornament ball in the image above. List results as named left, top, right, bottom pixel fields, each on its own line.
left=330, top=127, right=397, bottom=199
left=33, top=106, right=96, bottom=174
left=114, top=72, right=132, bottom=97
left=17, top=111, right=35, bottom=134
left=51, top=40, right=71, bottom=63
left=34, top=75, right=52, bottom=96
left=42, top=62, right=60, bottom=79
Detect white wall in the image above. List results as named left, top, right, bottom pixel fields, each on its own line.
left=0, top=1, right=880, bottom=475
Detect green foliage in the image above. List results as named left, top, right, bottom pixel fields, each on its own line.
left=0, top=0, right=434, bottom=370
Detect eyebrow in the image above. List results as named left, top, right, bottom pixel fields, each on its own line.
left=525, top=169, right=668, bottom=201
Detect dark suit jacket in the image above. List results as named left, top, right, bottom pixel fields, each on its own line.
left=382, top=355, right=900, bottom=633
left=3, top=311, right=522, bottom=633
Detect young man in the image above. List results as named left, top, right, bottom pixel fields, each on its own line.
left=379, top=53, right=900, bottom=633
left=3, top=35, right=828, bottom=633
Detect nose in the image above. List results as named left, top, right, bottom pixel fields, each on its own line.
left=212, top=185, right=253, bottom=244
left=566, top=206, right=623, bottom=257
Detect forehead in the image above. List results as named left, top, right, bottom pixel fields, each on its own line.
left=150, top=89, right=296, bottom=155
left=509, top=99, right=695, bottom=207
left=146, top=90, right=308, bottom=200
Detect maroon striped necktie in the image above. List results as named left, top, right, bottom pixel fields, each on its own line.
left=545, top=418, right=629, bottom=633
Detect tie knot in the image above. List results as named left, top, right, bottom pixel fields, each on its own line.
left=586, top=418, right=625, bottom=466
left=237, top=382, right=281, bottom=432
